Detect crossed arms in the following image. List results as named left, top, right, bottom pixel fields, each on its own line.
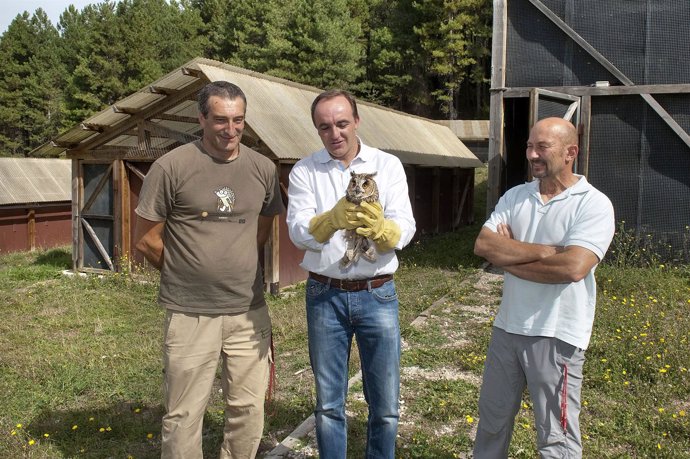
left=474, top=223, right=600, bottom=284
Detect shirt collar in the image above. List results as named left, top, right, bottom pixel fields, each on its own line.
left=313, top=137, right=372, bottom=165
left=530, top=174, right=592, bottom=201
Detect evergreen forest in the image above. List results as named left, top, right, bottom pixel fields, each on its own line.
left=0, top=0, right=492, bottom=157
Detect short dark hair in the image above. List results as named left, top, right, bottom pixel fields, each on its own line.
left=311, top=89, right=359, bottom=125
left=198, top=81, right=247, bottom=117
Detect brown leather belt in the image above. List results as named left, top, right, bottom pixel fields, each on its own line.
left=308, top=272, right=393, bottom=291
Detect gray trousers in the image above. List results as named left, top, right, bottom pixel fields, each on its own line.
left=473, top=327, right=585, bottom=459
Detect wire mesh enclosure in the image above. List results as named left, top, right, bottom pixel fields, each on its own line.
left=489, top=0, right=690, bottom=262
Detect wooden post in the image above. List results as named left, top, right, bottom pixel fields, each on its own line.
left=405, top=165, right=416, bottom=214
left=71, top=159, right=81, bottom=271
left=451, top=169, right=460, bottom=230
left=487, top=0, right=508, bottom=217
left=27, top=209, right=36, bottom=251
left=113, top=159, right=122, bottom=271
left=578, top=95, right=592, bottom=177
left=264, top=215, right=281, bottom=295
left=432, top=167, right=440, bottom=234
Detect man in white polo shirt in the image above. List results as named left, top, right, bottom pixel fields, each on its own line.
left=472, top=117, right=615, bottom=458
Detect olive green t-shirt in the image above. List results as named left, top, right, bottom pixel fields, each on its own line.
left=135, top=141, right=284, bottom=313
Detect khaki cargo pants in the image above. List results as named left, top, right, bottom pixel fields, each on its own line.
left=160, top=306, right=272, bottom=459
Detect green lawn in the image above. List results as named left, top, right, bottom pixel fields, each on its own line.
left=1, top=168, right=689, bottom=458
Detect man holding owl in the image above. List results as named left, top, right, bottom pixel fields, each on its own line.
left=287, top=89, right=416, bottom=458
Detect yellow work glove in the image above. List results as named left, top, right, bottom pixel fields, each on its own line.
left=354, top=201, right=401, bottom=252
left=308, top=197, right=361, bottom=243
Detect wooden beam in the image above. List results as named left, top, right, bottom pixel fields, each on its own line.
left=405, top=165, right=416, bottom=215
left=504, top=83, right=690, bottom=98
left=137, top=120, right=151, bottom=151
left=81, top=218, right=115, bottom=271
left=141, top=119, right=199, bottom=145
left=451, top=169, right=460, bottom=230
left=118, top=159, right=130, bottom=272
left=432, top=167, right=440, bottom=233
left=67, top=147, right=172, bottom=161
left=27, top=209, right=36, bottom=251
left=454, top=177, right=471, bottom=228
left=263, top=215, right=280, bottom=295
left=125, top=162, right=147, bottom=181
left=74, top=76, right=208, bottom=153
left=53, top=140, right=80, bottom=149
left=181, top=67, right=204, bottom=78
left=112, top=159, right=122, bottom=266
left=578, top=95, right=592, bottom=177
left=487, top=0, right=508, bottom=215
left=112, top=105, right=141, bottom=115
left=153, top=113, right=198, bottom=124
left=149, top=85, right=177, bottom=96
left=81, top=163, right=113, bottom=215
left=81, top=123, right=108, bottom=132
left=72, top=159, right=81, bottom=271
left=528, top=0, right=690, bottom=150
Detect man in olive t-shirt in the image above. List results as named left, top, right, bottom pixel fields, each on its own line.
left=134, top=81, right=284, bottom=459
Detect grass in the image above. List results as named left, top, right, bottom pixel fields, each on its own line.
left=1, top=166, right=689, bottom=457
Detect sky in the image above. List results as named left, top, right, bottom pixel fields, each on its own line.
left=0, top=1, right=98, bottom=35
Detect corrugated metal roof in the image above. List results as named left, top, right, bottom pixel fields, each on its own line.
left=0, top=158, right=71, bottom=205
left=436, top=119, right=490, bottom=140
left=35, top=57, right=482, bottom=168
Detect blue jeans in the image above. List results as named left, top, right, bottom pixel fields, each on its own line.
left=306, top=277, right=400, bottom=459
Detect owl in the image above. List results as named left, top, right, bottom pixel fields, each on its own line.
left=340, top=171, right=379, bottom=269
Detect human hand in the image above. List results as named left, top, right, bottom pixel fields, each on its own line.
left=496, top=223, right=514, bottom=239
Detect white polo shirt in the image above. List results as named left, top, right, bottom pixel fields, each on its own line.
left=485, top=175, right=615, bottom=349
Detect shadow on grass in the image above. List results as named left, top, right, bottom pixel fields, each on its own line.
left=25, top=398, right=320, bottom=459
left=33, top=246, right=71, bottom=268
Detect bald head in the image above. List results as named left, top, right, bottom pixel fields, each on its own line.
left=532, top=117, right=578, bottom=147
left=526, top=117, right=579, bottom=183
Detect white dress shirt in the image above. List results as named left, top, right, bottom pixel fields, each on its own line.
left=287, top=140, right=416, bottom=279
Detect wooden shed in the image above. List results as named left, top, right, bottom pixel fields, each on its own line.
left=37, top=57, right=482, bottom=289
left=488, top=0, right=690, bottom=258
left=0, top=158, right=71, bottom=253
left=437, top=120, right=490, bottom=162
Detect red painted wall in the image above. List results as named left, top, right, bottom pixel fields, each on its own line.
left=0, top=205, right=72, bottom=254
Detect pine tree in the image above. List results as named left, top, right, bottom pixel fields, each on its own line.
left=414, top=0, right=491, bottom=118
left=61, top=0, right=208, bottom=125
left=218, top=0, right=363, bottom=89
left=0, top=10, right=66, bottom=156
left=353, top=0, right=434, bottom=115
